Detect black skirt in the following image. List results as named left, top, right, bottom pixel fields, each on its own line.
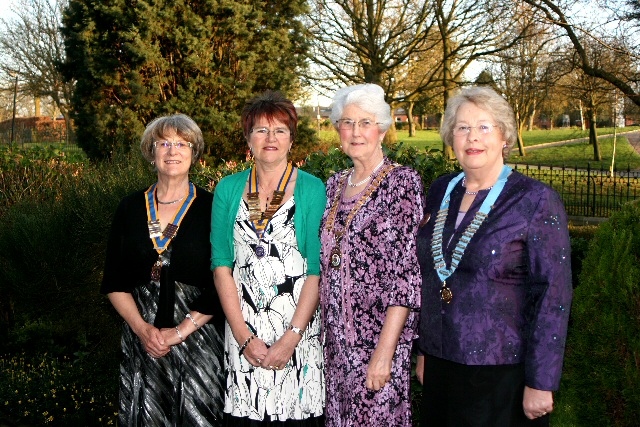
left=420, top=355, right=550, bottom=427
left=118, top=281, right=225, bottom=427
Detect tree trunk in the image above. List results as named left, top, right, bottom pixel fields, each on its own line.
left=579, top=99, right=585, bottom=131
left=527, top=106, right=536, bottom=131
left=588, top=107, right=600, bottom=161
left=407, top=102, right=415, bottom=137
left=517, top=120, right=526, bottom=156
left=441, top=35, right=455, bottom=159
left=385, top=102, right=398, bottom=144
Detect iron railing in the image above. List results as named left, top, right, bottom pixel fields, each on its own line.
left=511, top=163, right=640, bottom=218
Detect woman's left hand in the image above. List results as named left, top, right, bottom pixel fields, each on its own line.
left=260, top=331, right=298, bottom=370
left=523, top=386, right=553, bottom=419
left=366, top=349, right=392, bottom=391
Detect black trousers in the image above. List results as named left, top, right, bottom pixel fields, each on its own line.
left=420, top=355, right=550, bottom=427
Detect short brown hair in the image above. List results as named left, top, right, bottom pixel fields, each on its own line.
left=140, top=114, right=205, bottom=165
left=241, top=90, right=298, bottom=142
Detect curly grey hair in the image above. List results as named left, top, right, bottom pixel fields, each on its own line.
left=329, top=84, right=393, bottom=132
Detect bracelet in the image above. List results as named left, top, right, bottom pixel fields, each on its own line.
left=238, top=334, right=255, bottom=356
left=287, top=323, right=305, bottom=336
left=186, top=313, right=200, bottom=329
left=175, top=326, right=184, bottom=342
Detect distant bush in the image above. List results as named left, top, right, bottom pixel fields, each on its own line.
left=301, top=141, right=459, bottom=186
left=560, top=201, right=640, bottom=426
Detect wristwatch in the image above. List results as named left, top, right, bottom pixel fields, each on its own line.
left=287, top=323, right=305, bottom=336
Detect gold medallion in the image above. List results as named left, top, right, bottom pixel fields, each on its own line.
left=441, top=282, right=453, bottom=303
left=330, top=247, right=342, bottom=269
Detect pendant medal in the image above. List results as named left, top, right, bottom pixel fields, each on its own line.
left=148, top=220, right=162, bottom=238
left=440, top=281, right=453, bottom=303
left=255, top=244, right=266, bottom=258
left=151, top=258, right=162, bottom=281
left=330, top=247, right=342, bottom=269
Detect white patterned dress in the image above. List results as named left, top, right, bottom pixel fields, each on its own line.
left=223, top=197, right=325, bottom=422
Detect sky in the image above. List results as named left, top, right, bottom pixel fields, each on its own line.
left=0, top=0, right=11, bottom=16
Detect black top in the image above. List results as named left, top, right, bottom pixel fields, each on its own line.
left=101, top=185, right=222, bottom=327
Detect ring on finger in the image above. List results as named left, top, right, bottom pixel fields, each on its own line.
left=256, top=358, right=261, bottom=364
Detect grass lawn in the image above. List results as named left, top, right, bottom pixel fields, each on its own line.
left=509, top=136, right=640, bottom=170
left=390, top=127, right=640, bottom=170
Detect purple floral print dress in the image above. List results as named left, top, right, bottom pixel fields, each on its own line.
left=320, top=160, right=424, bottom=427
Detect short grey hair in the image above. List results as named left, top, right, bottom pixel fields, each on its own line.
left=441, top=86, right=517, bottom=159
left=140, top=114, right=205, bottom=165
left=329, top=84, right=393, bottom=132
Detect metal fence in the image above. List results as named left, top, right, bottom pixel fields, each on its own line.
left=0, top=126, right=84, bottom=154
left=511, top=163, right=640, bottom=218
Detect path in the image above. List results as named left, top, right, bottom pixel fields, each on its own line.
left=625, top=131, right=640, bottom=154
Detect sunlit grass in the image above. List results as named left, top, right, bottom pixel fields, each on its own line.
left=390, top=126, right=640, bottom=156
left=509, top=136, right=640, bottom=170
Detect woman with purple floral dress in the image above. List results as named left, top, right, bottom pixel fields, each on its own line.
left=320, top=84, right=425, bottom=426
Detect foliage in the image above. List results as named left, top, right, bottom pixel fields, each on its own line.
left=301, top=141, right=459, bottom=186
left=561, top=200, right=640, bottom=426
left=0, top=352, right=118, bottom=426
left=0, top=144, right=87, bottom=216
left=61, top=0, right=309, bottom=162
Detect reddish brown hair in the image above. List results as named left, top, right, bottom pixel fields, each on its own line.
left=241, top=90, right=298, bottom=142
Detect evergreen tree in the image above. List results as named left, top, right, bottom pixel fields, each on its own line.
left=60, top=0, right=308, bottom=161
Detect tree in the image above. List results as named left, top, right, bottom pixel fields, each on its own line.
left=0, top=0, right=72, bottom=132
left=304, top=0, right=439, bottom=142
left=432, top=0, right=531, bottom=157
left=490, top=9, right=563, bottom=156
left=61, top=0, right=309, bottom=161
left=305, top=0, right=436, bottom=88
left=522, top=0, right=640, bottom=108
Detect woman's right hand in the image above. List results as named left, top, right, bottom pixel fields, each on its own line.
left=241, top=335, right=269, bottom=367
left=136, top=323, right=170, bottom=358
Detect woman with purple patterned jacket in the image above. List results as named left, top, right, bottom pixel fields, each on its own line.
left=415, top=86, right=573, bottom=427
left=320, top=83, right=425, bottom=427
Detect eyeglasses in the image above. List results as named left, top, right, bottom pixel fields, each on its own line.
left=452, top=123, right=497, bottom=136
left=153, top=140, right=194, bottom=150
left=336, top=119, right=381, bottom=131
left=250, top=127, right=291, bottom=138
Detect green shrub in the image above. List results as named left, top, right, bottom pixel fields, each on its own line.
left=561, top=201, right=640, bottom=426
left=0, top=352, right=118, bottom=426
left=300, top=142, right=459, bottom=186
left=0, top=145, right=87, bottom=216
left=568, top=224, right=600, bottom=288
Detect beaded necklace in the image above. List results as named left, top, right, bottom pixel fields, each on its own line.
left=430, top=165, right=511, bottom=303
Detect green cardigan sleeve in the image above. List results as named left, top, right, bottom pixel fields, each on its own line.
left=210, top=168, right=326, bottom=276
left=294, top=170, right=326, bottom=276
left=210, top=169, right=250, bottom=270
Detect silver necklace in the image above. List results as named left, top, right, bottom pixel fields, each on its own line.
left=157, top=196, right=185, bottom=205
left=462, top=177, right=493, bottom=195
left=348, top=158, right=385, bottom=188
